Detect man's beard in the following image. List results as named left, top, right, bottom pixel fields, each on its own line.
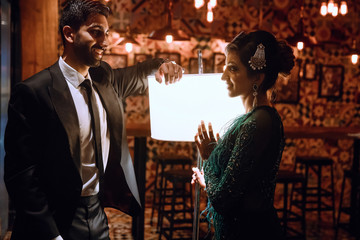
left=73, top=41, right=102, bottom=67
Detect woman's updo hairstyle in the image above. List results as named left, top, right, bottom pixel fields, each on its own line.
left=225, top=30, right=295, bottom=92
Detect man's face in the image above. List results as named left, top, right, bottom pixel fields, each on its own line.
left=72, top=13, right=109, bottom=67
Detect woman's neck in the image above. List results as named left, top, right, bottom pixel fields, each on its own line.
left=242, top=93, right=270, bottom=113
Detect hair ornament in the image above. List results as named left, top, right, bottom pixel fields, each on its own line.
left=248, top=43, right=266, bottom=70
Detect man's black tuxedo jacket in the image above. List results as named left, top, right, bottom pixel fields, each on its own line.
left=4, top=59, right=162, bottom=239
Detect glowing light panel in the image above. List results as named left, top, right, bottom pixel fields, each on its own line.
left=148, top=73, right=245, bottom=142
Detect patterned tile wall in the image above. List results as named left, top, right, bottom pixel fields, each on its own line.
left=104, top=0, right=360, bottom=200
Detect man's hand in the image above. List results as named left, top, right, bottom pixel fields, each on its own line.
left=155, top=61, right=183, bottom=85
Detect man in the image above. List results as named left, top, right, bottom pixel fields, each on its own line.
left=4, top=0, right=183, bottom=239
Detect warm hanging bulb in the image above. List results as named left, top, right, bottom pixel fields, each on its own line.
left=209, top=0, right=217, bottom=8
left=207, top=9, right=214, bottom=22
left=332, top=3, right=338, bottom=16
left=125, top=43, right=133, bottom=53
left=297, top=41, right=304, bottom=50
left=194, top=0, right=204, bottom=9
left=340, top=1, right=348, bottom=15
left=327, top=0, right=335, bottom=14
left=351, top=54, right=359, bottom=64
left=320, top=2, right=327, bottom=16
left=165, top=34, right=173, bottom=43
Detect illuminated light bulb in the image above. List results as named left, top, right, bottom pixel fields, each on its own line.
left=165, top=34, right=173, bottom=43
left=351, top=54, right=359, bottom=64
left=320, top=2, right=327, bottom=16
left=340, top=1, right=348, bottom=15
left=194, top=0, right=204, bottom=9
left=209, top=0, right=217, bottom=8
left=327, top=0, right=334, bottom=14
left=297, top=41, right=304, bottom=50
left=207, top=9, right=214, bottom=22
left=332, top=3, right=338, bottom=16
left=125, top=43, right=133, bottom=53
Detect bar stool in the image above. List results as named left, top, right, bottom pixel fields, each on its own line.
left=291, top=156, right=336, bottom=227
left=276, top=170, right=307, bottom=239
left=150, top=155, right=193, bottom=228
left=335, top=169, right=360, bottom=237
left=158, top=168, right=193, bottom=240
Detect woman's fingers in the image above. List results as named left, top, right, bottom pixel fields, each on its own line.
left=216, top=133, right=220, bottom=141
left=201, top=121, right=209, bottom=141
left=208, top=122, right=216, bottom=142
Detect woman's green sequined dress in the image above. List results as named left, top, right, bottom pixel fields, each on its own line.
left=203, top=106, right=285, bottom=240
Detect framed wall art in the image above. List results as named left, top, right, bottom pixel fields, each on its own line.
left=134, top=53, right=152, bottom=64
left=319, top=64, right=344, bottom=99
left=275, top=59, right=301, bottom=104
left=155, top=52, right=181, bottom=65
left=303, top=59, right=317, bottom=81
left=102, top=54, right=127, bottom=68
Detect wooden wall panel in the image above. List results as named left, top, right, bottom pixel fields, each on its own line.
left=20, top=0, right=59, bottom=80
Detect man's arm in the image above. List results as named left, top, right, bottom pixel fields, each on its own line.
left=4, top=83, right=60, bottom=239
left=99, top=58, right=183, bottom=99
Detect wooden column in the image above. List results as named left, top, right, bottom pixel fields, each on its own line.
left=20, top=0, right=59, bottom=80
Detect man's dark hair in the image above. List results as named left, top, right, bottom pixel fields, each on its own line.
left=59, top=0, right=111, bottom=45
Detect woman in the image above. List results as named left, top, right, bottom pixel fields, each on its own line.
left=192, top=30, right=295, bottom=240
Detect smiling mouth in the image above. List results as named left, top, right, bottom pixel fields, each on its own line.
left=93, top=48, right=104, bottom=58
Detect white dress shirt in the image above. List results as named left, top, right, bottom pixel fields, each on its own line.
left=58, top=57, right=110, bottom=196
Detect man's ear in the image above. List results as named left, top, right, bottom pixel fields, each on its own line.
left=62, top=26, right=75, bottom=44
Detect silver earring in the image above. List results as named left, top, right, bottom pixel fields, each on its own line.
left=253, top=84, right=258, bottom=108
left=249, top=43, right=266, bottom=70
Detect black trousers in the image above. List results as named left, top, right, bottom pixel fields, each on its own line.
left=65, top=194, right=110, bottom=240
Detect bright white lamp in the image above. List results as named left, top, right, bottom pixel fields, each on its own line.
left=148, top=73, right=245, bottom=142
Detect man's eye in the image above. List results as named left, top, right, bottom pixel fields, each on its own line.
left=91, top=30, right=102, bottom=37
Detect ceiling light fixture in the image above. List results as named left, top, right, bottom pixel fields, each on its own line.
left=119, top=26, right=139, bottom=53
left=320, top=0, right=347, bottom=17
left=148, top=0, right=190, bottom=43
left=286, top=7, right=313, bottom=51
left=194, top=0, right=217, bottom=23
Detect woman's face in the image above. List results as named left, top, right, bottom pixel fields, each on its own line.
left=221, top=50, right=253, bottom=98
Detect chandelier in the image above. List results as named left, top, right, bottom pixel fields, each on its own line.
left=194, top=0, right=217, bottom=22
left=320, top=0, right=348, bottom=17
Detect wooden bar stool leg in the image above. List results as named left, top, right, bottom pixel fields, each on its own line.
left=330, top=164, right=336, bottom=228
left=305, top=164, right=309, bottom=211
left=335, top=172, right=346, bottom=240
left=318, top=165, right=322, bottom=219
left=169, top=181, right=176, bottom=240
left=182, top=182, right=186, bottom=220
left=158, top=171, right=166, bottom=234
left=283, top=182, right=288, bottom=233
left=151, top=159, right=160, bottom=225
left=301, top=180, right=307, bottom=236
left=157, top=163, right=166, bottom=231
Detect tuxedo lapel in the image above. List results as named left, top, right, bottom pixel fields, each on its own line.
left=48, top=62, right=81, bottom=171
left=92, top=76, right=123, bottom=148
left=91, top=66, right=141, bottom=207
